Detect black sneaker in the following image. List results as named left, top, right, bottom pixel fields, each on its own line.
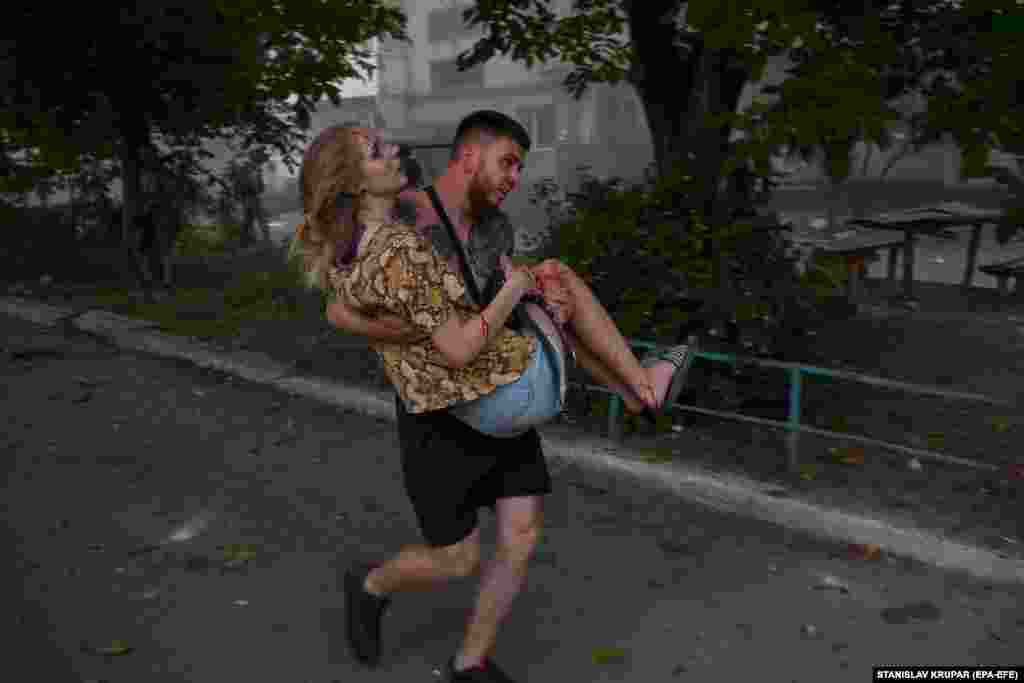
left=446, top=656, right=517, bottom=682
left=344, top=563, right=391, bottom=667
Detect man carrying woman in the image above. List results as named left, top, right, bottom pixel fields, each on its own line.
left=290, top=110, right=692, bottom=682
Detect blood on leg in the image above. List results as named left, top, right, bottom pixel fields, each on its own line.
left=529, top=261, right=574, bottom=325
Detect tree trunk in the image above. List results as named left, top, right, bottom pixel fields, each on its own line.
left=116, top=119, right=154, bottom=291
left=626, top=2, right=751, bottom=289
left=625, top=3, right=750, bottom=203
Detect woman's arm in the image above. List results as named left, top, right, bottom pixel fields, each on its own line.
left=430, top=267, right=535, bottom=369
left=325, top=296, right=422, bottom=345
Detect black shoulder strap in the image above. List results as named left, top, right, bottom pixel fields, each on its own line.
left=425, top=185, right=484, bottom=306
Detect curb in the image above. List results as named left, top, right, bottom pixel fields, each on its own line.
left=3, top=295, right=1022, bottom=585
left=538, top=425, right=1023, bottom=584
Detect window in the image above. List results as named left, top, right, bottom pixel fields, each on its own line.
left=428, top=5, right=479, bottom=43
left=516, top=105, right=556, bottom=148
left=430, top=59, right=484, bottom=90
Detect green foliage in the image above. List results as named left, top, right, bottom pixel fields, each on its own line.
left=461, top=1, right=1022, bottom=205
left=2, top=0, right=408, bottom=230
left=716, top=0, right=1023, bottom=187
left=90, top=257, right=309, bottom=340
left=174, top=223, right=242, bottom=257
left=460, top=0, right=630, bottom=99
left=545, top=165, right=796, bottom=340
left=224, top=268, right=305, bottom=314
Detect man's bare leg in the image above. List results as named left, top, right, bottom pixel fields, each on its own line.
left=454, top=496, right=542, bottom=671
left=364, top=526, right=482, bottom=596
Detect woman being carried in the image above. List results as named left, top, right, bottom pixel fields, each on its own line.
left=290, top=125, right=693, bottom=438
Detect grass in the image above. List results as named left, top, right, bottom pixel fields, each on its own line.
left=62, top=222, right=322, bottom=342
left=102, top=266, right=315, bottom=341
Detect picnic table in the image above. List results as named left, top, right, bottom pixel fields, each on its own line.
left=791, top=227, right=906, bottom=300
left=979, top=254, right=1024, bottom=298
left=844, top=202, right=1005, bottom=300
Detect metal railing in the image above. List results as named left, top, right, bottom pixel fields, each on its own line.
left=580, top=338, right=1015, bottom=473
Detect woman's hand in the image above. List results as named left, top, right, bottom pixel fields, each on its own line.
left=500, top=255, right=541, bottom=297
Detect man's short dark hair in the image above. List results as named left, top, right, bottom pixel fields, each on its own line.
left=452, top=110, right=531, bottom=161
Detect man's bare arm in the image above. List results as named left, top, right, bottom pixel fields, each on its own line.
left=325, top=296, right=422, bottom=345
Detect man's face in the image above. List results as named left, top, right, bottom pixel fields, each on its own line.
left=467, top=136, right=526, bottom=211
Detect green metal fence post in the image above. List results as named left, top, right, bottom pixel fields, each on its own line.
left=787, top=366, right=803, bottom=471
left=608, top=394, right=624, bottom=443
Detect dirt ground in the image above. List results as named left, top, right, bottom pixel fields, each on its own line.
left=8, top=245, right=1024, bottom=564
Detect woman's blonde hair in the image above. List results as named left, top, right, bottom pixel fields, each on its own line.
left=288, top=124, right=368, bottom=292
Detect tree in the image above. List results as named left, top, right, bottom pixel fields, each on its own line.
left=457, top=0, right=1023, bottom=222
left=1, top=0, right=405, bottom=288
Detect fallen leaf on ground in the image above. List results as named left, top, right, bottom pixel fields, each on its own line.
left=849, top=543, right=882, bottom=561
left=591, top=646, right=628, bottom=665
left=80, top=640, right=133, bottom=657
left=220, top=543, right=257, bottom=562
left=987, top=416, right=1019, bottom=433
left=799, top=464, right=819, bottom=481
left=220, top=543, right=258, bottom=571
left=831, top=446, right=865, bottom=466
left=639, top=448, right=675, bottom=464
left=830, top=415, right=851, bottom=432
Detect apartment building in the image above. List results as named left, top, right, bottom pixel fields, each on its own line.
left=374, top=0, right=655, bottom=219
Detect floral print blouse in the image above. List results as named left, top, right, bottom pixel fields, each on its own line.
left=328, top=221, right=537, bottom=414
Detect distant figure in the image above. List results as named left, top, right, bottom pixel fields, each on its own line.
left=230, top=158, right=269, bottom=245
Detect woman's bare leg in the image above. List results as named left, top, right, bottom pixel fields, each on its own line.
left=570, top=336, right=647, bottom=413
left=532, top=260, right=675, bottom=409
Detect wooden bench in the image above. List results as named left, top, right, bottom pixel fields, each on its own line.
left=979, top=254, right=1024, bottom=297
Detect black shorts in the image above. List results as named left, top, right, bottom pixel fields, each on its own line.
left=395, top=395, right=552, bottom=548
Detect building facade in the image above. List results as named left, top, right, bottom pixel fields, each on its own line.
left=375, top=0, right=655, bottom=222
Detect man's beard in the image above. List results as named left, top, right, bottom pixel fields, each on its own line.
left=466, top=173, right=499, bottom=220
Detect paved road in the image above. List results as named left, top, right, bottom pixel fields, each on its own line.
left=3, top=313, right=1022, bottom=682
